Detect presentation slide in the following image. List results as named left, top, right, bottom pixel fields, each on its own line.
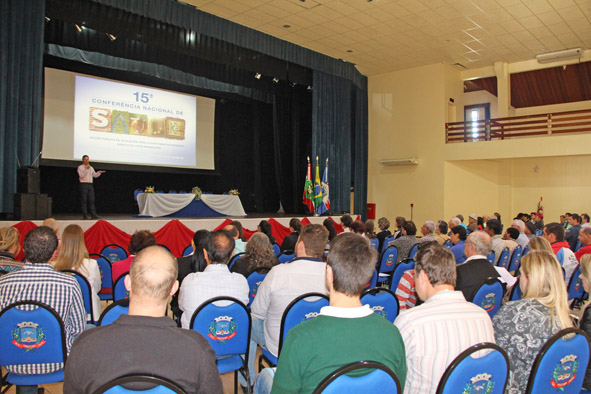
left=42, top=68, right=216, bottom=170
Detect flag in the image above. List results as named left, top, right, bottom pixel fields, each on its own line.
left=303, top=157, right=314, bottom=213
left=317, top=159, right=330, bottom=214
left=314, top=157, right=323, bottom=211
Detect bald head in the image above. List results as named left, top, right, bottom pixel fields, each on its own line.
left=465, top=231, right=492, bottom=257
left=224, top=225, right=239, bottom=239
left=129, top=246, right=178, bottom=301
left=42, top=218, right=59, bottom=234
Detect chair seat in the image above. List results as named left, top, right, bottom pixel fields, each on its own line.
left=261, top=348, right=278, bottom=366
left=216, top=355, right=244, bottom=374
left=7, top=368, right=64, bottom=385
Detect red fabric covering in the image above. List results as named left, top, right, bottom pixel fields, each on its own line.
left=301, top=218, right=312, bottom=226
left=154, top=220, right=194, bottom=258
left=330, top=217, right=344, bottom=234
left=11, top=221, right=38, bottom=261
left=243, top=228, right=257, bottom=241
left=268, top=219, right=291, bottom=246
left=84, top=220, right=131, bottom=255
left=213, top=219, right=233, bottom=231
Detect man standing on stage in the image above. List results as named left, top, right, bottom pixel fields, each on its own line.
left=77, top=155, right=105, bottom=219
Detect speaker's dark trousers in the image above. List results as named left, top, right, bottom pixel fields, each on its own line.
left=80, top=182, right=97, bottom=217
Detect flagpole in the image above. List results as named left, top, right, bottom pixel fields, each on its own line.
left=314, top=155, right=319, bottom=216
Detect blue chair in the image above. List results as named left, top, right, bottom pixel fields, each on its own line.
left=522, top=245, right=530, bottom=256
left=567, top=264, right=585, bottom=302
left=389, top=258, right=415, bottom=293
left=369, top=238, right=379, bottom=251
left=313, top=360, right=401, bottom=394
left=525, top=328, right=590, bottom=394
left=510, top=279, right=522, bottom=301
left=436, top=343, right=509, bottom=394
left=100, top=244, right=128, bottom=263
left=443, top=240, right=452, bottom=248
left=228, top=253, right=245, bottom=271
left=168, top=190, right=177, bottom=194
left=507, top=245, right=522, bottom=272
left=496, top=248, right=511, bottom=269
left=113, top=273, right=130, bottom=301
left=361, top=287, right=400, bottom=323
left=60, top=269, right=95, bottom=324
left=90, top=253, right=114, bottom=301
left=470, top=277, right=504, bottom=318
left=486, top=251, right=495, bottom=264
left=272, top=243, right=281, bottom=257
left=376, top=245, right=398, bottom=286
left=182, top=244, right=193, bottom=257
left=190, top=297, right=251, bottom=393
left=0, top=301, right=67, bottom=390
left=259, top=292, right=329, bottom=370
left=247, top=271, right=268, bottom=307
left=95, top=374, right=186, bottom=393
left=133, top=189, right=142, bottom=202
left=98, top=299, right=129, bottom=326
left=409, top=243, right=419, bottom=260
left=535, top=229, right=543, bottom=236
left=381, top=236, right=394, bottom=253
left=277, top=252, right=295, bottom=264
left=364, top=269, right=377, bottom=290
left=576, top=240, right=583, bottom=252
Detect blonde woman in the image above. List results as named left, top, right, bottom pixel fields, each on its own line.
left=493, top=251, right=573, bottom=394
left=0, top=227, right=24, bottom=272
left=527, top=236, right=553, bottom=253
left=578, top=254, right=591, bottom=390
left=53, top=224, right=101, bottom=321
left=231, top=232, right=278, bottom=278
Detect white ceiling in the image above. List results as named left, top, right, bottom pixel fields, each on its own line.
left=182, top=0, right=591, bottom=76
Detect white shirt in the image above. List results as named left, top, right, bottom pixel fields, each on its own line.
left=77, top=164, right=101, bottom=183
left=394, top=290, right=495, bottom=394
left=251, top=257, right=327, bottom=356
left=321, top=304, right=373, bottom=318
left=516, top=233, right=529, bottom=248
left=78, top=258, right=102, bottom=321
left=234, top=239, right=247, bottom=255
left=179, top=264, right=249, bottom=329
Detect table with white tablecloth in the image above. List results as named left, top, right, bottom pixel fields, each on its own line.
left=136, top=193, right=246, bottom=217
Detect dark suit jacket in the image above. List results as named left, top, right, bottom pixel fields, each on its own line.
left=280, top=231, right=299, bottom=253
left=455, top=257, right=500, bottom=301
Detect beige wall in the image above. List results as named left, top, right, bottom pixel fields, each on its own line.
left=368, top=62, right=591, bottom=229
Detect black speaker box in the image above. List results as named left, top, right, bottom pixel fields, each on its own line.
left=36, top=194, right=52, bottom=219
left=14, top=193, right=36, bottom=220
left=17, top=167, right=40, bottom=194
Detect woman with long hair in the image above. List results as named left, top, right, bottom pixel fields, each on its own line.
left=258, top=220, right=276, bottom=245
left=493, top=250, right=573, bottom=394
left=0, top=227, right=23, bottom=272
left=323, top=219, right=338, bottom=242
left=231, top=232, right=278, bottom=277
left=53, top=224, right=102, bottom=321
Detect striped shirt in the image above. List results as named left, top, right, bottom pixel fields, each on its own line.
left=394, top=290, right=495, bottom=394
left=0, top=263, right=86, bottom=374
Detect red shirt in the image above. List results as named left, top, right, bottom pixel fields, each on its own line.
left=576, top=245, right=591, bottom=261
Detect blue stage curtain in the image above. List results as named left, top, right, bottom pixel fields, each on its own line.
left=312, top=71, right=368, bottom=218
left=0, top=0, right=45, bottom=213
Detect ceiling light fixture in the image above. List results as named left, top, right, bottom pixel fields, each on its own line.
left=536, top=48, right=582, bottom=64
left=45, top=17, right=51, bottom=22
left=255, top=73, right=261, bottom=79
left=272, top=77, right=279, bottom=83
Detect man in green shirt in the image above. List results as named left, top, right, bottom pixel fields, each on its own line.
left=254, top=232, right=407, bottom=394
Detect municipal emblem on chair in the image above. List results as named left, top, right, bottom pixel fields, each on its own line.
left=11, top=322, right=46, bottom=351
left=551, top=354, right=579, bottom=389
left=575, top=278, right=583, bottom=292
left=371, top=305, right=387, bottom=319
left=462, top=373, right=494, bottom=394
left=208, top=316, right=237, bottom=342
left=386, top=254, right=394, bottom=267
left=251, top=281, right=263, bottom=298
left=480, top=293, right=496, bottom=312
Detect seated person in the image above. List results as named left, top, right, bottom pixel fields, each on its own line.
left=280, top=218, right=301, bottom=253
left=388, top=221, right=418, bottom=263
left=449, top=225, right=467, bottom=264
left=257, top=233, right=407, bottom=393
left=455, top=231, right=500, bottom=301
left=112, top=230, right=156, bottom=283
left=542, top=222, right=578, bottom=284
left=231, top=232, right=278, bottom=278
left=0, top=227, right=24, bottom=272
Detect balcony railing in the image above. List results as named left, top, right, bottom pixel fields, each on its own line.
left=446, top=109, right=591, bottom=143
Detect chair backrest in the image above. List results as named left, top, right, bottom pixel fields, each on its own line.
left=133, top=189, right=142, bottom=202
left=436, top=343, right=509, bottom=394
left=443, top=240, right=453, bottom=248
left=381, top=236, right=394, bottom=253
left=361, top=288, right=400, bottom=323
left=510, top=279, right=522, bottom=301
left=470, top=277, right=504, bottom=318
left=100, top=244, right=128, bottom=263
left=278, top=292, right=329, bottom=356
left=486, top=251, right=495, bottom=264
left=497, top=248, right=511, bottom=269
left=507, top=245, right=523, bottom=271
left=247, top=271, right=268, bottom=307
left=535, top=229, right=543, bottom=236
left=313, top=360, right=401, bottom=394
left=522, top=245, right=530, bottom=256
left=364, top=269, right=378, bottom=290
left=228, top=253, right=245, bottom=271
left=182, top=244, right=193, bottom=257
left=369, top=238, right=379, bottom=251
left=525, top=328, right=591, bottom=394
left=272, top=243, right=281, bottom=257
left=98, top=299, right=130, bottom=326
left=0, top=301, right=67, bottom=370
left=567, top=264, right=585, bottom=301
left=60, top=269, right=95, bottom=324
left=94, top=374, right=187, bottom=394
left=277, top=252, right=295, bottom=264
left=409, top=243, right=419, bottom=259
left=190, top=297, right=250, bottom=358
left=113, top=273, right=130, bottom=301
left=389, top=259, right=415, bottom=292
left=576, top=240, right=583, bottom=252
left=90, top=253, right=113, bottom=297
left=377, top=245, right=398, bottom=277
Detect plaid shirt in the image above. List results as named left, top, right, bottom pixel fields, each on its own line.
left=0, top=263, right=86, bottom=374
